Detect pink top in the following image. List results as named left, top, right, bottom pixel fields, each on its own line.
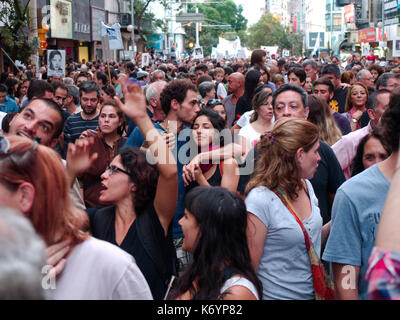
left=331, top=122, right=372, bottom=179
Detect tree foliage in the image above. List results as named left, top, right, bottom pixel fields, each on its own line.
left=183, top=0, right=248, bottom=56
left=247, top=13, right=304, bottom=55
left=0, top=0, right=35, bottom=64
left=125, top=0, right=165, bottom=51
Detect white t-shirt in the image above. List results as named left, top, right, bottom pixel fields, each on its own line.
left=220, top=277, right=260, bottom=300
left=47, top=237, right=153, bottom=300
left=237, top=111, right=254, bottom=128
left=216, top=82, right=227, bottom=100
left=0, top=112, right=6, bottom=130
left=238, top=123, right=261, bottom=149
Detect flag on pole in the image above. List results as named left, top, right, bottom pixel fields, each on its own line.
left=101, top=22, right=124, bottom=51
left=312, top=32, right=321, bottom=56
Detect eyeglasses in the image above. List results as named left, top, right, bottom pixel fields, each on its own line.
left=106, top=165, right=130, bottom=177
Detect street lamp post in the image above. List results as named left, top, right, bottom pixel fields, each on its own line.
left=129, top=0, right=135, bottom=54
left=382, top=0, right=385, bottom=47
left=195, top=6, right=200, bottom=46
left=28, top=0, right=39, bottom=76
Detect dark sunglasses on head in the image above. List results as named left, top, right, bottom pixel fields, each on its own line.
left=206, top=99, right=222, bottom=107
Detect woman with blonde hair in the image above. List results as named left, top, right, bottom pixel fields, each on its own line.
left=344, top=82, right=369, bottom=131
left=245, top=118, right=332, bottom=300
left=0, top=134, right=152, bottom=299
left=307, top=95, right=342, bottom=146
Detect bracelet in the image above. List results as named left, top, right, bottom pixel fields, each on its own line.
left=351, top=118, right=358, bottom=123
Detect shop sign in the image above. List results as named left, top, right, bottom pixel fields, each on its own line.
left=358, top=28, right=376, bottom=43
left=50, top=0, right=73, bottom=39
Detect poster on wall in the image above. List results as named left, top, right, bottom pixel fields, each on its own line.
left=393, top=38, right=400, bottom=57
left=47, top=50, right=66, bottom=77
left=361, top=44, right=371, bottom=57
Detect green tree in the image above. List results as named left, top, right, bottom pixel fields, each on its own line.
left=125, top=0, right=166, bottom=52
left=247, top=13, right=303, bottom=55
left=284, top=30, right=304, bottom=56
left=247, top=14, right=285, bottom=49
left=0, top=0, right=35, bottom=65
left=183, top=0, right=247, bottom=56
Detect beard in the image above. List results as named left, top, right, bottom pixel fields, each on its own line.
left=82, top=105, right=97, bottom=116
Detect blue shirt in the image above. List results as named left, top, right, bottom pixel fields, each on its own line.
left=124, top=122, right=189, bottom=239
left=0, top=95, right=18, bottom=113
left=322, top=164, right=390, bottom=299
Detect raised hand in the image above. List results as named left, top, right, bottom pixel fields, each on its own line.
left=114, top=75, right=147, bottom=121
left=66, top=137, right=98, bottom=180
left=79, top=129, right=97, bottom=140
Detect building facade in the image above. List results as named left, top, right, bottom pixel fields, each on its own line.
left=31, top=0, right=134, bottom=63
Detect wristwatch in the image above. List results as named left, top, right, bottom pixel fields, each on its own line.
left=351, top=118, right=358, bottom=123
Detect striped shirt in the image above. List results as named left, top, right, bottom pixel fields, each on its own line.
left=63, top=112, right=99, bottom=155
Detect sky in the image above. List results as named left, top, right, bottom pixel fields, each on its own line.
left=233, top=0, right=265, bottom=27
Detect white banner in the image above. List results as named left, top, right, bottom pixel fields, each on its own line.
left=101, top=22, right=123, bottom=51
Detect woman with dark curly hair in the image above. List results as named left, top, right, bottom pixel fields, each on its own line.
left=351, top=127, right=391, bottom=177
left=84, top=81, right=178, bottom=300
left=167, top=186, right=262, bottom=300
left=367, top=64, right=385, bottom=84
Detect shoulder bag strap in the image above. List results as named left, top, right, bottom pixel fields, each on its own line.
left=272, top=186, right=335, bottom=300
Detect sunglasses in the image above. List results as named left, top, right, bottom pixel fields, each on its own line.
left=206, top=99, right=222, bottom=107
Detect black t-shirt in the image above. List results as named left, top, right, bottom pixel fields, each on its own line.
left=87, top=203, right=176, bottom=300
left=330, top=87, right=349, bottom=114
left=235, top=96, right=251, bottom=120
left=186, top=165, right=222, bottom=193
left=237, top=140, right=345, bottom=224
left=310, top=140, right=346, bottom=224
left=360, top=110, right=370, bottom=128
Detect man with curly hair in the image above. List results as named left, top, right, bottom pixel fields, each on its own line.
left=124, top=79, right=201, bottom=274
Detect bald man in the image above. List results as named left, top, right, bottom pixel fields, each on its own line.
left=223, top=72, right=245, bottom=128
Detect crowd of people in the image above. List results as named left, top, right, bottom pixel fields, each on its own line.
left=0, top=47, right=400, bottom=300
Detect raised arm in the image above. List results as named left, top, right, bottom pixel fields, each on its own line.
left=115, top=78, right=177, bottom=235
